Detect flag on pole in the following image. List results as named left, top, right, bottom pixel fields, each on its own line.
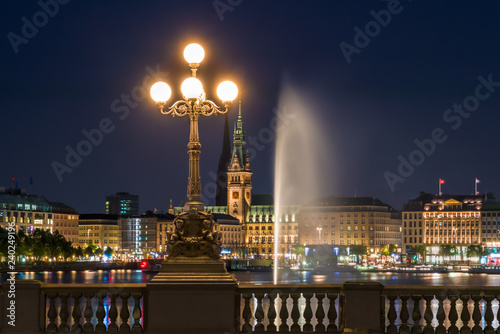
left=438, top=178, right=445, bottom=196
left=475, top=178, right=480, bottom=184
left=12, top=175, right=15, bottom=184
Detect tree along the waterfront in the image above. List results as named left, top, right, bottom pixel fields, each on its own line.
left=349, top=244, right=368, bottom=264
left=0, top=227, right=108, bottom=262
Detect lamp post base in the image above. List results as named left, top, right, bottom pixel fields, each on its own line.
left=146, top=256, right=238, bottom=334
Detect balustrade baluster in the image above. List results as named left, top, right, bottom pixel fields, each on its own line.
left=290, top=293, right=301, bottom=332
left=70, top=293, right=83, bottom=332
left=46, top=293, right=58, bottom=332
left=447, top=295, right=459, bottom=334
left=470, top=295, right=482, bottom=334
left=119, top=293, right=131, bottom=333
left=131, top=293, right=143, bottom=332
left=411, top=294, right=423, bottom=334
left=400, top=294, right=411, bottom=334
left=459, top=295, right=471, bottom=334
left=386, top=294, right=398, bottom=334
left=254, top=292, right=265, bottom=332
left=279, top=293, right=290, bottom=333
left=483, top=295, right=495, bottom=334
left=242, top=293, right=253, bottom=334
left=435, top=295, right=446, bottom=334
left=315, top=293, right=326, bottom=333
left=59, top=293, right=70, bottom=332
left=326, top=292, right=338, bottom=333
left=108, top=293, right=119, bottom=332
left=83, top=293, right=94, bottom=332
left=95, top=292, right=106, bottom=332
left=423, top=295, right=434, bottom=334
left=267, top=292, right=277, bottom=332
left=303, top=293, right=314, bottom=332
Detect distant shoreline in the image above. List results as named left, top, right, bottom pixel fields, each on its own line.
left=0, top=261, right=140, bottom=273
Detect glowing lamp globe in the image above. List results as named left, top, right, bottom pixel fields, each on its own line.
left=181, top=77, right=204, bottom=100
left=217, top=81, right=238, bottom=102
left=150, top=82, right=172, bottom=103
left=184, top=43, right=205, bottom=64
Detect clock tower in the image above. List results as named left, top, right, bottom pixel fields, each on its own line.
left=227, top=102, right=252, bottom=223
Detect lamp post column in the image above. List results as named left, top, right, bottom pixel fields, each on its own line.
left=186, top=110, right=204, bottom=211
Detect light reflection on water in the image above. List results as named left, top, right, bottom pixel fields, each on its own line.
left=2, top=269, right=500, bottom=286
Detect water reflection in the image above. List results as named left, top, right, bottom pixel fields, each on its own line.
left=2, top=270, right=500, bottom=286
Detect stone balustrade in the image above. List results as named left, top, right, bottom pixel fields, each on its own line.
left=382, top=286, right=500, bottom=334
left=237, top=284, right=342, bottom=333
left=1, top=280, right=499, bottom=333
left=43, top=284, right=146, bottom=333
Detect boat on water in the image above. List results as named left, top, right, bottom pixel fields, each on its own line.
left=355, top=264, right=448, bottom=273
left=388, top=265, right=448, bottom=273
left=468, top=265, right=500, bottom=274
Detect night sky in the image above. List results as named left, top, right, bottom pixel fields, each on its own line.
left=2, top=1, right=500, bottom=214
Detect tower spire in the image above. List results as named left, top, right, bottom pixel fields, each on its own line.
left=215, top=113, right=232, bottom=206
left=231, top=101, right=247, bottom=170
left=226, top=100, right=253, bottom=224
left=236, top=100, right=243, bottom=133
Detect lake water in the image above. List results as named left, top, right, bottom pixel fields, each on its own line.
left=3, top=269, right=500, bottom=286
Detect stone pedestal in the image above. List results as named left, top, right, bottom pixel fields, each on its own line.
left=146, top=256, right=238, bottom=334
left=340, top=281, right=384, bottom=334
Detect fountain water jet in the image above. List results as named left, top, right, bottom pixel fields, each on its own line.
left=273, top=81, right=334, bottom=283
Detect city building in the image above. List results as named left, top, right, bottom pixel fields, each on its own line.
left=480, top=199, right=500, bottom=248
left=106, top=192, right=139, bottom=216
left=155, top=213, right=176, bottom=255
left=50, top=201, right=79, bottom=245
left=0, top=188, right=79, bottom=244
left=0, top=188, right=53, bottom=233
left=297, top=196, right=402, bottom=255
left=246, top=196, right=300, bottom=259
left=213, top=213, right=243, bottom=257
left=402, top=192, right=488, bottom=262
left=120, top=211, right=175, bottom=258
left=226, top=104, right=252, bottom=224
left=78, top=214, right=120, bottom=250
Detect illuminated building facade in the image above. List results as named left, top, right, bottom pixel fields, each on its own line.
left=0, top=189, right=78, bottom=243
left=154, top=214, right=176, bottom=256
left=245, top=198, right=300, bottom=260
left=297, top=196, right=401, bottom=254
left=106, top=192, right=139, bottom=216
left=226, top=104, right=252, bottom=224
left=481, top=199, right=500, bottom=248
left=213, top=213, right=243, bottom=257
left=119, top=212, right=175, bottom=258
left=402, top=193, right=489, bottom=261
left=78, top=214, right=120, bottom=250
left=51, top=202, right=79, bottom=245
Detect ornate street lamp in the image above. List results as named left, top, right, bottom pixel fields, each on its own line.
left=150, top=43, right=238, bottom=260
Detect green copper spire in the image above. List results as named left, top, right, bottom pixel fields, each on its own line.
left=230, top=101, right=248, bottom=170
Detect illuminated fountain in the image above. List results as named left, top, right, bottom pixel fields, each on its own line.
left=273, top=81, right=332, bottom=283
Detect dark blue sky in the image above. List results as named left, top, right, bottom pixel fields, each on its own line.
left=2, top=1, right=500, bottom=213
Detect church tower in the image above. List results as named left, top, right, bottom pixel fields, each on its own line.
left=215, top=114, right=231, bottom=206
left=227, top=102, right=252, bottom=223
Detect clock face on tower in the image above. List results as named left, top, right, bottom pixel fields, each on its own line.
left=233, top=192, right=239, bottom=199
